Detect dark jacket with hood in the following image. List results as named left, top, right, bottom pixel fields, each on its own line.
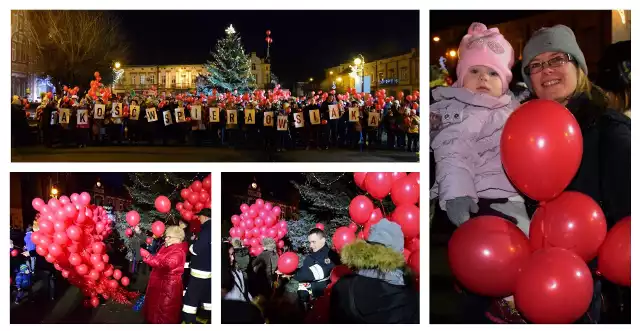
left=523, top=87, right=631, bottom=228
left=329, top=240, right=419, bottom=324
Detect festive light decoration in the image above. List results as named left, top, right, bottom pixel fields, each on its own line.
left=225, top=24, right=236, bottom=35
left=202, top=25, right=255, bottom=93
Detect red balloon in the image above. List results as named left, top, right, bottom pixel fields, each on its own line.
left=390, top=172, right=407, bottom=183
left=53, top=231, right=69, bottom=246
left=104, top=267, right=114, bottom=278
left=403, top=248, right=412, bottom=262
left=191, top=180, right=203, bottom=192
left=125, top=228, right=133, bottom=237
left=277, top=252, right=299, bottom=274
left=48, top=243, right=63, bottom=257
left=92, top=242, right=105, bottom=255
left=194, top=202, right=204, bottom=212
left=39, top=219, right=54, bottom=234
left=126, top=211, right=140, bottom=227
left=45, top=254, right=56, bottom=263
left=79, top=192, right=91, bottom=206
left=89, top=270, right=100, bottom=281
left=76, top=264, right=89, bottom=275
left=514, top=247, right=593, bottom=323
left=272, top=206, right=282, bottom=217
left=349, top=195, right=374, bottom=225
left=392, top=204, right=420, bottom=239
left=90, top=296, right=100, bottom=308
left=202, top=176, right=212, bottom=190
left=265, top=215, right=276, bottom=227
left=151, top=221, right=165, bottom=237
left=66, top=225, right=82, bottom=241
left=529, top=191, right=607, bottom=262
left=146, top=237, right=153, bottom=245
left=113, top=269, right=122, bottom=280
left=354, top=172, right=367, bottom=189
left=364, top=172, right=393, bottom=200
left=448, top=216, right=531, bottom=297
left=330, top=265, right=352, bottom=284
left=155, top=196, right=171, bottom=213
left=181, top=189, right=190, bottom=200
left=31, top=232, right=41, bottom=244
left=406, top=237, right=420, bottom=253
left=36, top=245, right=48, bottom=256
left=315, top=223, right=325, bottom=230
left=408, top=250, right=420, bottom=275
left=94, top=261, right=105, bottom=271
left=11, top=249, right=18, bottom=257
left=501, top=100, right=583, bottom=201
left=121, top=276, right=130, bottom=286
left=240, top=204, right=250, bottom=212
left=102, top=254, right=109, bottom=263
left=391, top=177, right=420, bottom=206
left=598, top=217, right=631, bottom=286
left=332, top=227, right=356, bottom=252
left=183, top=201, right=193, bottom=211
left=63, top=204, right=78, bottom=219
left=348, top=222, right=358, bottom=232
left=53, top=219, right=68, bottom=233
left=32, top=198, right=46, bottom=212
left=108, top=279, right=119, bottom=289
left=368, top=208, right=383, bottom=225
left=61, top=270, right=70, bottom=278
left=199, top=192, right=209, bottom=203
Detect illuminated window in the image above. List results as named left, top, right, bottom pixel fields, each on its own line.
left=140, top=74, right=146, bottom=85
left=400, top=67, right=408, bottom=80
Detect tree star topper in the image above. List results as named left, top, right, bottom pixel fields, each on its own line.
left=225, top=24, right=236, bottom=35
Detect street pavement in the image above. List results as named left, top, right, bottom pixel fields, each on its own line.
left=12, top=146, right=420, bottom=162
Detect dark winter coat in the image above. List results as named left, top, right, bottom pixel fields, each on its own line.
left=143, top=242, right=188, bottom=324
left=234, top=246, right=250, bottom=272
left=250, top=248, right=278, bottom=297
left=294, top=245, right=339, bottom=297
left=523, top=88, right=631, bottom=227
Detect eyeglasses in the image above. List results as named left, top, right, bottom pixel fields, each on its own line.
left=525, top=53, right=574, bottom=75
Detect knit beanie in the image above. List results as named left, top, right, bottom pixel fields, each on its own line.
left=367, top=218, right=404, bottom=253
left=453, top=22, right=514, bottom=94
left=521, top=25, right=587, bottom=90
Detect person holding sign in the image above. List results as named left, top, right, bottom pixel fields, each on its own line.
left=346, top=101, right=362, bottom=149
left=225, top=101, right=239, bottom=147
left=242, top=102, right=257, bottom=149
left=406, top=109, right=420, bottom=153
left=76, top=99, right=91, bottom=148
left=303, top=100, right=320, bottom=150
left=261, top=102, right=276, bottom=151
left=40, top=97, right=58, bottom=148
left=274, top=103, right=288, bottom=152
left=127, top=99, right=141, bottom=144
left=108, top=100, right=124, bottom=145
left=323, top=95, right=340, bottom=147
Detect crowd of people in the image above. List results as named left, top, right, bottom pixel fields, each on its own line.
left=221, top=219, right=420, bottom=324
left=10, top=209, right=212, bottom=324
left=11, top=88, right=420, bottom=153
left=430, top=23, right=630, bottom=323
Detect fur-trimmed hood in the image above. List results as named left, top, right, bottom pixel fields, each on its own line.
left=262, top=237, right=276, bottom=251
left=340, top=240, right=405, bottom=272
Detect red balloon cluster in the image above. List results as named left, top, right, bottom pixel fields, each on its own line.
left=229, top=199, right=287, bottom=256
left=446, top=100, right=631, bottom=323
left=177, top=174, right=212, bottom=234
left=30, top=192, right=138, bottom=307
left=349, top=172, right=420, bottom=275
left=87, top=72, right=112, bottom=101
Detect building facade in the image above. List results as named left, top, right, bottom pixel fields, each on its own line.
left=430, top=10, right=630, bottom=80
left=323, top=48, right=419, bottom=98
left=11, top=10, right=39, bottom=98
left=113, top=52, right=271, bottom=95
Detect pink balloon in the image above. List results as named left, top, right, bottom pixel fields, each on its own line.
left=264, top=202, right=273, bottom=211
left=245, top=219, right=255, bottom=229
left=243, top=238, right=251, bottom=246
left=315, top=223, right=325, bottom=230
left=240, top=204, right=250, bottom=212
left=258, top=210, right=267, bottom=219
left=53, top=231, right=69, bottom=246
left=151, top=221, right=165, bottom=237
left=231, top=215, right=241, bottom=225
left=255, top=199, right=265, bottom=207
left=251, top=228, right=261, bottom=237
left=272, top=206, right=282, bottom=217
left=248, top=209, right=258, bottom=218
left=265, top=215, right=276, bottom=227
left=32, top=198, right=46, bottom=212
left=121, top=276, right=130, bottom=287
left=267, top=228, right=278, bottom=238
left=63, top=204, right=78, bottom=219
left=89, top=270, right=100, bottom=281
left=191, top=180, right=203, bottom=192
left=113, top=269, right=122, bottom=280
left=260, top=226, right=268, bottom=235
left=155, top=196, right=171, bottom=213
left=79, top=192, right=91, bottom=206
left=59, top=196, right=71, bottom=205
left=229, top=227, right=238, bottom=237
left=278, top=220, right=288, bottom=230
left=254, top=217, right=264, bottom=227
left=277, top=240, right=285, bottom=249
left=126, top=211, right=140, bottom=227
left=348, top=222, right=359, bottom=232
left=70, top=193, right=79, bottom=203
left=48, top=198, right=61, bottom=210
left=277, top=229, right=286, bottom=239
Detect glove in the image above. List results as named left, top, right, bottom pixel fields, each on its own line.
left=489, top=201, right=531, bottom=237
left=446, top=196, right=479, bottom=226
left=140, top=248, right=150, bottom=259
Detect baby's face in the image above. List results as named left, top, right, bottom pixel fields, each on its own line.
left=462, top=65, right=503, bottom=97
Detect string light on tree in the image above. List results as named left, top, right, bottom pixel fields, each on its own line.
left=225, top=24, right=236, bottom=35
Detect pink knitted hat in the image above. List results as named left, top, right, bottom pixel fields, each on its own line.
left=453, top=22, right=514, bottom=93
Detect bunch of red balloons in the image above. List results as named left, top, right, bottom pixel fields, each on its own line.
left=228, top=199, right=288, bottom=257
left=176, top=174, right=212, bottom=234
left=447, top=100, right=631, bottom=323
left=31, top=192, right=138, bottom=308
left=348, top=172, right=420, bottom=274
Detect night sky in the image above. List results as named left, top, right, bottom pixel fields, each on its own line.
left=114, top=10, right=419, bottom=89
left=430, top=10, right=553, bottom=31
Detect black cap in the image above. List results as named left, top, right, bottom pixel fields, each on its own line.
left=199, top=208, right=211, bottom=217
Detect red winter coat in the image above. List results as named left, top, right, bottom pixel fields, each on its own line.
left=142, top=242, right=188, bottom=324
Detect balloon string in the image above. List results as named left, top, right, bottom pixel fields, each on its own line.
left=379, top=199, right=387, bottom=217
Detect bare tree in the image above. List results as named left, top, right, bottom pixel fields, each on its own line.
left=24, top=10, right=129, bottom=93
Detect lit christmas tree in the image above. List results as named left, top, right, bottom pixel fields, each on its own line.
left=288, top=173, right=395, bottom=251
left=114, top=173, right=206, bottom=259
left=203, top=24, right=256, bottom=93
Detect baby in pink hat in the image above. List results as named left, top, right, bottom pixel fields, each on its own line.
left=430, top=22, right=529, bottom=235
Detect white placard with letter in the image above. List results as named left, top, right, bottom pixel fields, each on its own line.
left=58, top=108, right=70, bottom=124
left=163, top=110, right=173, bottom=126
left=293, top=112, right=304, bottom=128
left=94, top=104, right=105, bottom=119
left=111, top=103, right=122, bottom=118
left=263, top=111, right=274, bottom=127
left=209, top=107, right=220, bottom=123
left=146, top=108, right=158, bottom=122
left=329, top=104, right=339, bottom=120
left=130, top=105, right=140, bottom=120
left=277, top=115, right=289, bottom=131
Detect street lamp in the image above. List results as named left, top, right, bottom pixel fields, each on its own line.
left=50, top=186, right=59, bottom=198
left=114, top=61, right=121, bottom=69
left=309, top=78, right=314, bottom=82
left=329, top=71, right=333, bottom=75
left=433, top=36, right=440, bottom=42
left=353, top=54, right=365, bottom=93
left=336, top=77, right=342, bottom=82
left=448, top=50, right=457, bottom=58
left=97, top=181, right=102, bottom=188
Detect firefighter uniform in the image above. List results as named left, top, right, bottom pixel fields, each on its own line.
left=293, top=244, right=338, bottom=307
left=182, top=218, right=211, bottom=323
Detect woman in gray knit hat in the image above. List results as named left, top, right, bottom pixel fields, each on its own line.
left=491, top=24, right=630, bottom=325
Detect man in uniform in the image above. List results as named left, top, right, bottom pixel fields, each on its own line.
left=278, top=228, right=338, bottom=311
left=182, top=208, right=211, bottom=323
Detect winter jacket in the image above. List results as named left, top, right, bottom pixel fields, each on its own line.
left=234, top=246, right=250, bottom=272
left=523, top=89, right=631, bottom=227
left=24, top=231, right=36, bottom=252
left=15, top=266, right=32, bottom=290
left=407, top=115, right=420, bottom=134
left=430, top=87, right=520, bottom=211
left=294, top=245, right=339, bottom=297
left=189, top=219, right=211, bottom=274
left=250, top=249, right=278, bottom=297
left=330, top=274, right=419, bottom=323
left=142, top=242, right=188, bottom=324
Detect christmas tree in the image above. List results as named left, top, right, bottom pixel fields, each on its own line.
left=114, top=173, right=205, bottom=259
left=288, top=173, right=395, bottom=251
left=203, top=24, right=256, bottom=93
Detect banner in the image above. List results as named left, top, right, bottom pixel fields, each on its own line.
left=309, top=109, right=321, bottom=125
left=77, top=109, right=88, bottom=126
left=245, top=108, right=256, bottom=124
left=175, top=107, right=186, bottom=123
left=227, top=109, right=238, bottom=124
left=293, top=112, right=304, bottom=128
left=146, top=108, right=158, bottom=122
left=163, top=110, right=173, bottom=126
left=130, top=105, right=140, bottom=120
left=58, top=108, right=71, bottom=124
left=263, top=111, right=274, bottom=127
left=111, top=103, right=123, bottom=118
left=191, top=105, right=202, bottom=121
left=209, top=107, right=220, bottom=123
left=94, top=104, right=105, bottom=119
left=349, top=107, right=359, bottom=122
left=329, top=104, right=340, bottom=120
left=368, top=111, right=380, bottom=127
left=277, top=115, right=289, bottom=131
left=50, top=111, right=58, bottom=125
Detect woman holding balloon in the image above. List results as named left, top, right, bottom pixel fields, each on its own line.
left=487, top=24, right=631, bottom=324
